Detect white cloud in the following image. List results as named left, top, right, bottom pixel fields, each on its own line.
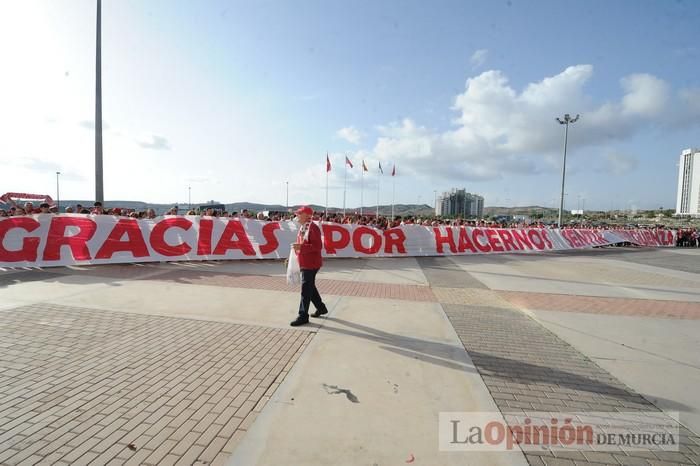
left=336, top=126, right=362, bottom=145
left=470, top=49, right=488, bottom=69
left=364, top=64, right=699, bottom=183
left=620, top=74, right=669, bottom=117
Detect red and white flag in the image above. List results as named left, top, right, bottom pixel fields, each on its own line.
left=326, top=154, right=331, bottom=172
left=345, top=156, right=353, bottom=168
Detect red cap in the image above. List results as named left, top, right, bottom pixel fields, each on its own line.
left=295, top=205, right=313, bottom=215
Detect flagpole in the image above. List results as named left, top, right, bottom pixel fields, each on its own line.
left=325, top=170, right=328, bottom=217
left=343, top=157, right=347, bottom=216
left=325, top=152, right=330, bottom=217
left=360, top=167, right=364, bottom=216
left=376, top=171, right=380, bottom=218
left=391, top=171, right=395, bottom=222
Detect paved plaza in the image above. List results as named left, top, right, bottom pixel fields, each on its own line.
left=1, top=248, right=699, bottom=465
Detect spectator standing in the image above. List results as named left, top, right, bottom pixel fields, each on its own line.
left=290, top=206, right=328, bottom=326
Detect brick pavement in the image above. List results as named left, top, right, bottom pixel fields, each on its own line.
left=53, top=261, right=699, bottom=320
left=14, top=265, right=700, bottom=320
left=3, top=252, right=700, bottom=465
left=444, top=303, right=700, bottom=465
left=0, top=303, right=311, bottom=465
left=606, top=250, right=700, bottom=275
left=500, top=291, right=700, bottom=320
left=143, top=269, right=438, bottom=303
left=420, top=257, right=700, bottom=466
left=487, top=260, right=700, bottom=290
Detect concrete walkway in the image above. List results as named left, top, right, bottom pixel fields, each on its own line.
left=228, top=295, right=525, bottom=466
left=0, top=248, right=699, bottom=465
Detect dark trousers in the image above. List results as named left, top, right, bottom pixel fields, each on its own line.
left=298, top=268, right=326, bottom=317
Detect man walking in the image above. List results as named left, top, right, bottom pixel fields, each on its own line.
left=290, top=206, right=328, bottom=326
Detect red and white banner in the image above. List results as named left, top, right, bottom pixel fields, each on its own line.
left=0, top=215, right=676, bottom=268
left=0, top=192, right=54, bottom=205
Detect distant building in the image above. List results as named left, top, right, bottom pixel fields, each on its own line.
left=199, top=203, right=226, bottom=213
left=436, top=189, right=484, bottom=218
left=676, top=148, right=700, bottom=217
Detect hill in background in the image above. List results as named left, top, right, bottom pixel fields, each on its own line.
left=33, top=200, right=561, bottom=218
left=52, top=200, right=439, bottom=216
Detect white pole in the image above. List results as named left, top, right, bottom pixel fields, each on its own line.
left=360, top=167, right=364, bottom=216
left=391, top=174, right=395, bottom=221
left=325, top=169, right=329, bottom=217
left=343, top=157, right=347, bottom=216
left=376, top=171, right=380, bottom=218
left=56, top=172, right=61, bottom=211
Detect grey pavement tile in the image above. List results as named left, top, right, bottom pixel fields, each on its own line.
left=436, top=272, right=700, bottom=466
left=0, top=303, right=310, bottom=464
left=416, top=256, right=488, bottom=288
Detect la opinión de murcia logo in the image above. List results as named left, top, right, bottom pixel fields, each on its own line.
left=439, top=412, right=680, bottom=452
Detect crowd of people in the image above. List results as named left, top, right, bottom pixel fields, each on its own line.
left=1, top=201, right=697, bottom=247
left=677, top=228, right=700, bottom=247
left=0, top=202, right=264, bottom=220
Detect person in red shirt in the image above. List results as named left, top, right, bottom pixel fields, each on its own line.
left=290, top=205, right=328, bottom=326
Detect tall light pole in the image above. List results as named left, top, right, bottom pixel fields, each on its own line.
left=56, top=172, right=61, bottom=211
left=285, top=181, right=289, bottom=210
left=556, top=113, right=579, bottom=227
left=95, top=0, right=104, bottom=203
left=188, top=185, right=191, bottom=209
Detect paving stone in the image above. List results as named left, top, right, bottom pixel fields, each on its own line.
left=499, top=291, right=700, bottom=320
left=0, top=303, right=311, bottom=464
left=441, top=300, right=700, bottom=466
left=612, top=453, right=653, bottom=465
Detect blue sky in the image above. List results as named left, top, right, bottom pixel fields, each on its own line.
left=1, top=0, right=698, bottom=210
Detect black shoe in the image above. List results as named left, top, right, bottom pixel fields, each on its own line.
left=311, top=307, right=328, bottom=318
left=290, top=316, right=309, bottom=327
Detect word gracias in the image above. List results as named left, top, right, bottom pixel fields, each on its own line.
left=1, top=217, right=409, bottom=262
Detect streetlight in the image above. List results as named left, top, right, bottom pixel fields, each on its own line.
left=188, top=185, right=191, bottom=209
left=555, top=113, right=580, bottom=227
left=95, top=0, right=104, bottom=203
left=56, top=172, right=61, bottom=211
left=286, top=181, right=289, bottom=210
